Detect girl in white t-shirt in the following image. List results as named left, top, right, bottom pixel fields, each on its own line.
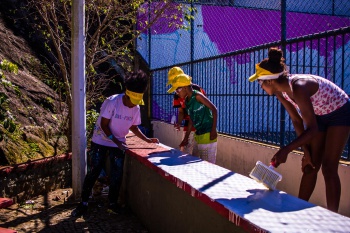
left=72, top=70, right=159, bottom=217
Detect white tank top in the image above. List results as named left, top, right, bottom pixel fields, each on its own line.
left=282, top=74, right=349, bottom=116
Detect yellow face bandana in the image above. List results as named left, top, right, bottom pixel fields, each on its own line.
left=125, top=89, right=144, bottom=105
left=248, top=64, right=284, bottom=82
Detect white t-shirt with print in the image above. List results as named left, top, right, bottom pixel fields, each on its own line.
left=92, top=94, right=141, bottom=147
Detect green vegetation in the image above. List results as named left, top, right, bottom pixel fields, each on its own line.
left=0, top=61, right=18, bottom=142
left=24, top=0, right=196, bottom=151
left=0, top=1, right=197, bottom=164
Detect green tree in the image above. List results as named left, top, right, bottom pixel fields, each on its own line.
left=24, top=0, right=194, bottom=150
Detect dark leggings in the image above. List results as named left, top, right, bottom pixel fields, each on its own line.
left=81, top=142, right=125, bottom=204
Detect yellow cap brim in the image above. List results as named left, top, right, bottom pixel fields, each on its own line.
left=167, top=86, right=177, bottom=94
left=130, top=97, right=144, bottom=105
left=248, top=73, right=258, bottom=82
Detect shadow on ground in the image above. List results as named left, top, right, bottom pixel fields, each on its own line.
left=0, top=188, right=148, bottom=233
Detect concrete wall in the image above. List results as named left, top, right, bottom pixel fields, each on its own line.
left=0, top=153, right=72, bottom=203
left=124, top=154, right=246, bottom=233
left=152, top=121, right=350, bottom=217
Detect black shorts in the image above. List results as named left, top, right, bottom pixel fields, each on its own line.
left=316, top=99, right=350, bottom=132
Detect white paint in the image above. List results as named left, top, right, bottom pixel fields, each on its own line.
left=191, top=187, right=196, bottom=197
left=229, top=211, right=241, bottom=226
left=149, top=122, right=350, bottom=232
left=176, top=179, right=184, bottom=189
left=153, top=121, right=350, bottom=217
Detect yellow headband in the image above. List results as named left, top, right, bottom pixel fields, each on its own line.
left=248, top=64, right=284, bottom=82
left=126, top=89, right=144, bottom=105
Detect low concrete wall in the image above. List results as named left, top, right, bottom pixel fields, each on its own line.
left=0, top=153, right=72, bottom=203
left=125, top=154, right=245, bottom=233
left=1, top=130, right=349, bottom=232
left=152, top=120, right=350, bottom=217
left=124, top=132, right=350, bottom=232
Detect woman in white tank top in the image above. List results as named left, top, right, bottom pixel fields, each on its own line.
left=248, top=47, right=350, bottom=213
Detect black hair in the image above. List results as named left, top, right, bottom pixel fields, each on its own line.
left=259, top=47, right=287, bottom=73
left=125, top=70, right=149, bottom=93
left=258, top=47, right=288, bottom=83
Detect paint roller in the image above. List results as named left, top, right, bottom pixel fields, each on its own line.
left=249, top=161, right=282, bottom=190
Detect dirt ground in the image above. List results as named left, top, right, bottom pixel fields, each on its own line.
left=0, top=188, right=149, bottom=233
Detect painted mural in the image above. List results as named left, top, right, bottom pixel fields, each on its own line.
left=137, top=3, right=350, bottom=140
left=138, top=4, right=350, bottom=68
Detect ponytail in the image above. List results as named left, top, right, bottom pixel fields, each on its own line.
left=259, top=47, right=286, bottom=74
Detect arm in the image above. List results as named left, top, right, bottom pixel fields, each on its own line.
left=173, top=94, right=182, bottom=130
left=180, top=117, right=193, bottom=147
left=100, top=117, right=127, bottom=150
left=290, top=80, right=319, bottom=146
left=275, top=92, right=304, bottom=137
left=175, top=107, right=185, bottom=130
left=272, top=81, right=318, bottom=167
left=195, top=93, right=218, bottom=140
left=129, top=125, right=159, bottom=144
left=276, top=92, right=315, bottom=171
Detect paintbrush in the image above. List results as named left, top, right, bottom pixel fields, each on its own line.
left=249, top=161, right=282, bottom=190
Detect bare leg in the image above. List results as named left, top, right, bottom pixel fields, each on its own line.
left=322, top=126, right=350, bottom=212
left=298, top=131, right=325, bottom=201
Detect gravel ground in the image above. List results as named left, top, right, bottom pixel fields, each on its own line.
left=0, top=188, right=149, bottom=233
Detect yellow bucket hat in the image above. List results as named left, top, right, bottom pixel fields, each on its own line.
left=167, top=74, right=192, bottom=93
left=167, top=67, right=184, bottom=86
left=249, top=64, right=284, bottom=82
left=125, top=89, right=144, bottom=105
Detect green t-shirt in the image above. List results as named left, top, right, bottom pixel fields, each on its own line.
left=185, top=90, right=213, bottom=135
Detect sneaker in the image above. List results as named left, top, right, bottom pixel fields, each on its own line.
left=71, top=203, right=88, bottom=217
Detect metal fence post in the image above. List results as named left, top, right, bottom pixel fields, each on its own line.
left=190, top=0, right=194, bottom=77
left=148, top=1, right=152, bottom=68
left=280, top=0, right=287, bottom=147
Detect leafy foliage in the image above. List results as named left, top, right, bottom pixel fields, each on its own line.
left=23, top=0, right=194, bottom=148
left=0, top=60, right=19, bottom=142
left=26, top=0, right=192, bottom=107
left=0, top=59, right=18, bottom=78
left=86, top=109, right=99, bottom=141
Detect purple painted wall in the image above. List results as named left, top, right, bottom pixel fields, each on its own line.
left=137, top=4, right=350, bottom=123
left=201, top=6, right=350, bottom=55
left=137, top=2, right=183, bottom=35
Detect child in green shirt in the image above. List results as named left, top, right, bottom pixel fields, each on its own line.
left=167, top=74, right=218, bottom=163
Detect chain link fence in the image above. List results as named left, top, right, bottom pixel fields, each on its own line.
left=137, top=0, right=350, bottom=159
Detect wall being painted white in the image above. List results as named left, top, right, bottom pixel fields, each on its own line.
left=152, top=120, right=350, bottom=217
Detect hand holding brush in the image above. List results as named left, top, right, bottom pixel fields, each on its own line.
left=270, top=146, right=292, bottom=168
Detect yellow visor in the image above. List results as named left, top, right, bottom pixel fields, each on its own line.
left=126, top=89, right=144, bottom=105
left=248, top=64, right=284, bottom=82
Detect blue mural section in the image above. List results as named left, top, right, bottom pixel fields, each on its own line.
left=138, top=3, right=350, bottom=68
left=137, top=2, right=350, bottom=151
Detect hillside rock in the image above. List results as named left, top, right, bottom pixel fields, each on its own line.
left=0, top=16, right=68, bottom=165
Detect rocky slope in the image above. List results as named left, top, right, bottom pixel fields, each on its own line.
left=0, top=16, right=68, bottom=165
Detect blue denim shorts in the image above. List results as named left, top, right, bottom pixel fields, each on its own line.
left=316, top=99, right=350, bottom=132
